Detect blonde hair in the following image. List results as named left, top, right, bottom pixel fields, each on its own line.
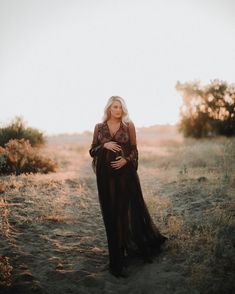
left=102, top=96, right=131, bottom=124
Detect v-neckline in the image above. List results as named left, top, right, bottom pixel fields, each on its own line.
left=106, top=121, right=122, bottom=138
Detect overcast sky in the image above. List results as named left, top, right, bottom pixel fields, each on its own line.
left=1, top=0, right=235, bottom=135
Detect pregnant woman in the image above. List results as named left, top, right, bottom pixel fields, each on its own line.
left=89, top=96, right=168, bottom=277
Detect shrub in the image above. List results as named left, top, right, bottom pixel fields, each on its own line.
left=0, top=139, right=57, bottom=175
left=0, top=116, right=45, bottom=147
left=0, top=147, right=7, bottom=169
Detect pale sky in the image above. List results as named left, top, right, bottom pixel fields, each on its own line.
left=0, top=0, right=235, bottom=135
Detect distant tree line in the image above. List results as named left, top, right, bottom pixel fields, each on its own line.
left=176, top=79, right=235, bottom=138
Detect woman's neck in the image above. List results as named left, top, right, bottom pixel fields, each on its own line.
left=108, top=118, right=121, bottom=124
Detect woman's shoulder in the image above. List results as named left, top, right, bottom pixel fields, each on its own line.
left=121, top=120, right=135, bottom=133
left=125, top=120, right=135, bottom=128
left=94, top=122, right=105, bottom=130
left=95, top=122, right=103, bottom=127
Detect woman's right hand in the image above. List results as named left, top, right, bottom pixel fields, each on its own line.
left=103, top=141, right=121, bottom=152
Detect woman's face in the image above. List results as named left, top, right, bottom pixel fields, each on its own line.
left=109, top=101, right=123, bottom=120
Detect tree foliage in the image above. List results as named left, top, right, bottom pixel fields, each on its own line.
left=176, top=80, right=235, bottom=137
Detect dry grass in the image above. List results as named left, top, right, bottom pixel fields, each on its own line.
left=139, top=137, right=235, bottom=293
left=0, top=256, right=13, bottom=288
left=0, top=181, right=6, bottom=193
left=0, top=137, right=234, bottom=293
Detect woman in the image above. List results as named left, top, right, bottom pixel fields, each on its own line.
left=89, top=96, right=168, bottom=277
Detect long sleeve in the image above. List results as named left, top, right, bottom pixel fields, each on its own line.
left=125, top=121, right=138, bottom=170
left=89, top=124, right=104, bottom=158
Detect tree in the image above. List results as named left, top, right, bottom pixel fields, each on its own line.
left=176, top=79, right=235, bottom=137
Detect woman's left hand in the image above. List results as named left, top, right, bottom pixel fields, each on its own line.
left=110, top=156, right=127, bottom=169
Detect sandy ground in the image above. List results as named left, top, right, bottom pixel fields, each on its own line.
left=0, top=138, right=234, bottom=294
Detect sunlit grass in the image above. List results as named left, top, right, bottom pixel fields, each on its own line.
left=0, top=197, right=11, bottom=238
left=0, top=138, right=234, bottom=292
left=139, top=137, right=235, bottom=293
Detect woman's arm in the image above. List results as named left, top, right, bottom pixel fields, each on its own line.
left=124, top=121, right=138, bottom=170
left=89, top=124, right=104, bottom=157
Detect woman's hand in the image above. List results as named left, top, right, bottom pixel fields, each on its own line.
left=103, top=141, right=121, bottom=152
left=110, top=156, right=127, bottom=169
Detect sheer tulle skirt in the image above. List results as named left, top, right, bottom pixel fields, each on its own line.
left=96, top=151, right=168, bottom=275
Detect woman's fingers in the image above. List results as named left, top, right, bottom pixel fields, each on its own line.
left=110, top=157, right=122, bottom=164
left=113, top=146, right=121, bottom=152
left=115, top=156, right=122, bottom=160
left=110, top=157, right=125, bottom=169
left=105, top=141, right=121, bottom=151
left=111, top=142, right=121, bottom=149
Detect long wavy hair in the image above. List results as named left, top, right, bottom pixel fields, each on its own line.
left=102, top=96, right=131, bottom=125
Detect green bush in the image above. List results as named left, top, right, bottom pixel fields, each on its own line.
left=0, top=116, right=45, bottom=147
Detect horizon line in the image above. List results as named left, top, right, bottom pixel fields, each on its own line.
left=45, top=122, right=178, bottom=137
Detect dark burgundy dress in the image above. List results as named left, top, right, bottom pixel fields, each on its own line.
left=89, top=120, right=167, bottom=276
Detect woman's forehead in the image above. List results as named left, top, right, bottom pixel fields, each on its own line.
left=111, top=100, right=122, bottom=106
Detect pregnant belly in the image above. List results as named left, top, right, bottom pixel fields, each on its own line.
left=105, top=149, right=123, bottom=164
left=104, top=149, right=127, bottom=175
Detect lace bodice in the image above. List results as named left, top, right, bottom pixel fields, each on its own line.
left=89, top=121, right=138, bottom=170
